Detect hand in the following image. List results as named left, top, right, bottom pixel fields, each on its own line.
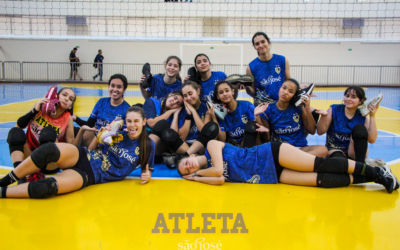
left=99, top=124, right=112, bottom=133
left=184, top=101, right=193, bottom=115
left=207, top=104, right=217, bottom=121
left=183, top=75, right=190, bottom=83
left=141, top=164, right=151, bottom=184
left=35, top=98, right=50, bottom=112
left=139, top=75, right=145, bottom=84
left=80, top=125, right=99, bottom=133
left=300, top=84, right=317, bottom=97
left=254, top=103, right=269, bottom=117
left=300, top=94, right=311, bottom=111
left=368, top=102, right=380, bottom=117
left=182, top=174, right=196, bottom=181
left=314, top=109, right=328, bottom=116
left=255, top=123, right=269, bottom=133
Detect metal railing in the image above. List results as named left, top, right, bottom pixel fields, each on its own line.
left=1, top=61, right=399, bottom=86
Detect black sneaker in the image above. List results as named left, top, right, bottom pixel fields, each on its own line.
left=293, top=83, right=315, bottom=107
left=187, top=66, right=199, bottom=83
left=141, top=63, right=153, bottom=89
left=226, top=74, right=254, bottom=87
left=163, top=153, right=180, bottom=169
left=374, top=166, right=396, bottom=194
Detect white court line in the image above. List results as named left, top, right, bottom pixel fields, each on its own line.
left=0, top=99, right=39, bottom=107
left=387, top=158, right=400, bottom=166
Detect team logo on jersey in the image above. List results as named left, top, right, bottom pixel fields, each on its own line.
left=247, top=175, right=260, bottom=184
left=135, top=147, right=140, bottom=155
left=275, top=65, right=281, bottom=74
left=241, top=114, right=248, bottom=124
left=115, top=114, right=122, bottom=120
left=101, top=155, right=111, bottom=171
left=293, top=113, right=299, bottom=123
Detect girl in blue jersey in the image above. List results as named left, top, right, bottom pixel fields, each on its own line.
left=143, top=90, right=184, bottom=162
left=176, top=140, right=399, bottom=194
left=0, top=106, right=155, bottom=199
left=185, top=54, right=227, bottom=102
left=210, top=81, right=269, bottom=147
left=139, top=56, right=183, bottom=100
left=245, top=32, right=291, bottom=106
left=73, top=74, right=131, bottom=146
left=317, top=86, right=380, bottom=163
left=259, top=79, right=328, bottom=157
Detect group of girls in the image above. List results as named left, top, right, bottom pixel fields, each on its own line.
left=0, top=32, right=398, bottom=200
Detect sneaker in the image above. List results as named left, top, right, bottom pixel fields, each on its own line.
left=41, top=86, right=60, bottom=115
left=163, top=153, right=188, bottom=169
left=359, top=93, right=383, bottom=117
left=369, top=158, right=386, bottom=167
left=374, top=166, right=396, bottom=194
left=141, top=63, right=153, bottom=89
left=206, top=96, right=229, bottom=120
left=97, top=118, right=124, bottom=145
left=225, top=74, right=254, bottom=87
left=26, top=171, right=45, bottom=183
left=293, top=83, right=315, bottom=107
left=383, top=165, right=399, bottom=190
left=187, top=66, right=200, bottom=83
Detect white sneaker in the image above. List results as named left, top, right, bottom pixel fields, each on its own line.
left=206, top=96, right=229, bottom=120
left=359, top=93, right=383, bottom=117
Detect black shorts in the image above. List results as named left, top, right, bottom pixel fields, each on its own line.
left=70, top=62, right=78, bottom=72
left=270, top=142, right=284, bottom=180
left=66, top=146, right=95, bottom=189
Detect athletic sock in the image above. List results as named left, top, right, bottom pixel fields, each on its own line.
left=0, top=187, right=7, bottom=198
left=353, top=162, right=378, bottom=178
left=13, top=161, right=22, bottom=168
left=0, top=171, right=20, bottom=187
left=352, top=125, right=368, bottom=163
left=352, top=175, right=374, bottom=184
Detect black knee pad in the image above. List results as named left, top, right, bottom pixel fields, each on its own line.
left=30, top=143, right=61, bottom=171
left=161, top=128, right=184, bottom=152
left=197, top=122, right=219, bottom=147
left=352, top=124, right=368, bottom=140
left=39, top=126, right=57, bottom=145
left=317, top=173, right=350, bottom=188
left=152, top=120, right=171, bottom=138
left=314, top=156, right=348, bottom=173
left=28, top=178, right=58, bottom=198
left=243, top=121, right=258, bottom=148
left=330, top=151, right=347, bottom=159
left=7, top=127, right=26, bottom=154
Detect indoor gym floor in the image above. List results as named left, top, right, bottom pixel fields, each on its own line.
left=0, top=83, right=399, bottom=250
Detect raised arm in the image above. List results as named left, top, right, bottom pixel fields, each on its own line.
left=316, top=107, right=332, bottom=135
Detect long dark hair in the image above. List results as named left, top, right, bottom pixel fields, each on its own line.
left=344, top=86, right=366, bottom=105
left=126, top=106, right=153, bottom=172
left=57, top=87, right=76, bottom=115
left=282, top=78, right=300, bottom=105
left=213, top=80, right=238, bottom=103
left=164, top=56, right=182, bottom=82
left=182, top=80, right=202, bottom=104
left=252, top=32, right=271, bottom=46
left=161, top=89, right=183, bottom=112
left=108, top=74, right=128, bottom=90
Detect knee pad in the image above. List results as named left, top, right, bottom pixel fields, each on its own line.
left=161, top=128, right=184, bottom=152
left=28, top=178, right=58, bottom=198
left=197, top=122, right=219, bottom=147
left=7, top=127, right=26, bottom=155
left=30, top=143, right=60, bottom=171
left=317, top=173, right=350, bottom=188
left=314, top=156, right=348, bottom=174
left=152, top=120, right=171, bottom=138
left=330, top=151, right=347, bottom=159
left=39, top=126, right=57, bottom=145
left=243, top=121, right=258, bottom=148
left=352, top=124, right=368, bottom=140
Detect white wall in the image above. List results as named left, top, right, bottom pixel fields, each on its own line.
left=0, top=39, right=399, bottom=66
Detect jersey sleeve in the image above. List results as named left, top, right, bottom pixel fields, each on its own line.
left=143, top=98, right=157, bottom=119
left=90, top=98, right=102, bottom=119
left=218, top=119, right=226, bottom=132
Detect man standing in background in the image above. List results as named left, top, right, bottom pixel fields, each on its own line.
left=69, top=47, right=79, bottom=80
left=93, top=49, right=104, bottom=81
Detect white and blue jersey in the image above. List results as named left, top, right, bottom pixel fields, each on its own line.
left=90, top=97, right=131, bottom=129
left=85, top=131, right=155, bottom=184
left=200, top=71, right=227, bottom=103
left=249, top=54, right=286, bottom=105
left=146, top=74, right=182, bottom=101
left=261, top=103, right=307, bottom=147
left=326, top=104, right=366, bottom=152
left=218, top=101, right=255, bottom=146
left=177, top=102, right=208, bottom=141
left=204, top=143, right=278, bottom=184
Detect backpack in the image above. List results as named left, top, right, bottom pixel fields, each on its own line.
left=93, top=57, right=97, bottom=68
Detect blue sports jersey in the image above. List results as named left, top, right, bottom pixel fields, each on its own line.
left=90, top=97, right=131, bottom=129
left=147, top=74, right=182, bottom=101
left=177, top=102, right=208, bottom=141
left=326, top=104, right=366, bottom=152
left=200, top=71, right=227, bottom=103
left=204, top=143, right=277, bottom=184
left=86, top=131, right=155, bottom=184
left=218, top=101, right=255, bottom=146
left=261, top=103, right=307, bottom=147
left=143, top=97, right=173, bottom=132
left=249, top=54, right=286, bottom=105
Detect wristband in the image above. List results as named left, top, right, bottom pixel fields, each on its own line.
left=185, top=114, right=193, bottom=120
left=32, top=109, right=39, bottom=115
left=192, top=171, right=197, bottom=177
